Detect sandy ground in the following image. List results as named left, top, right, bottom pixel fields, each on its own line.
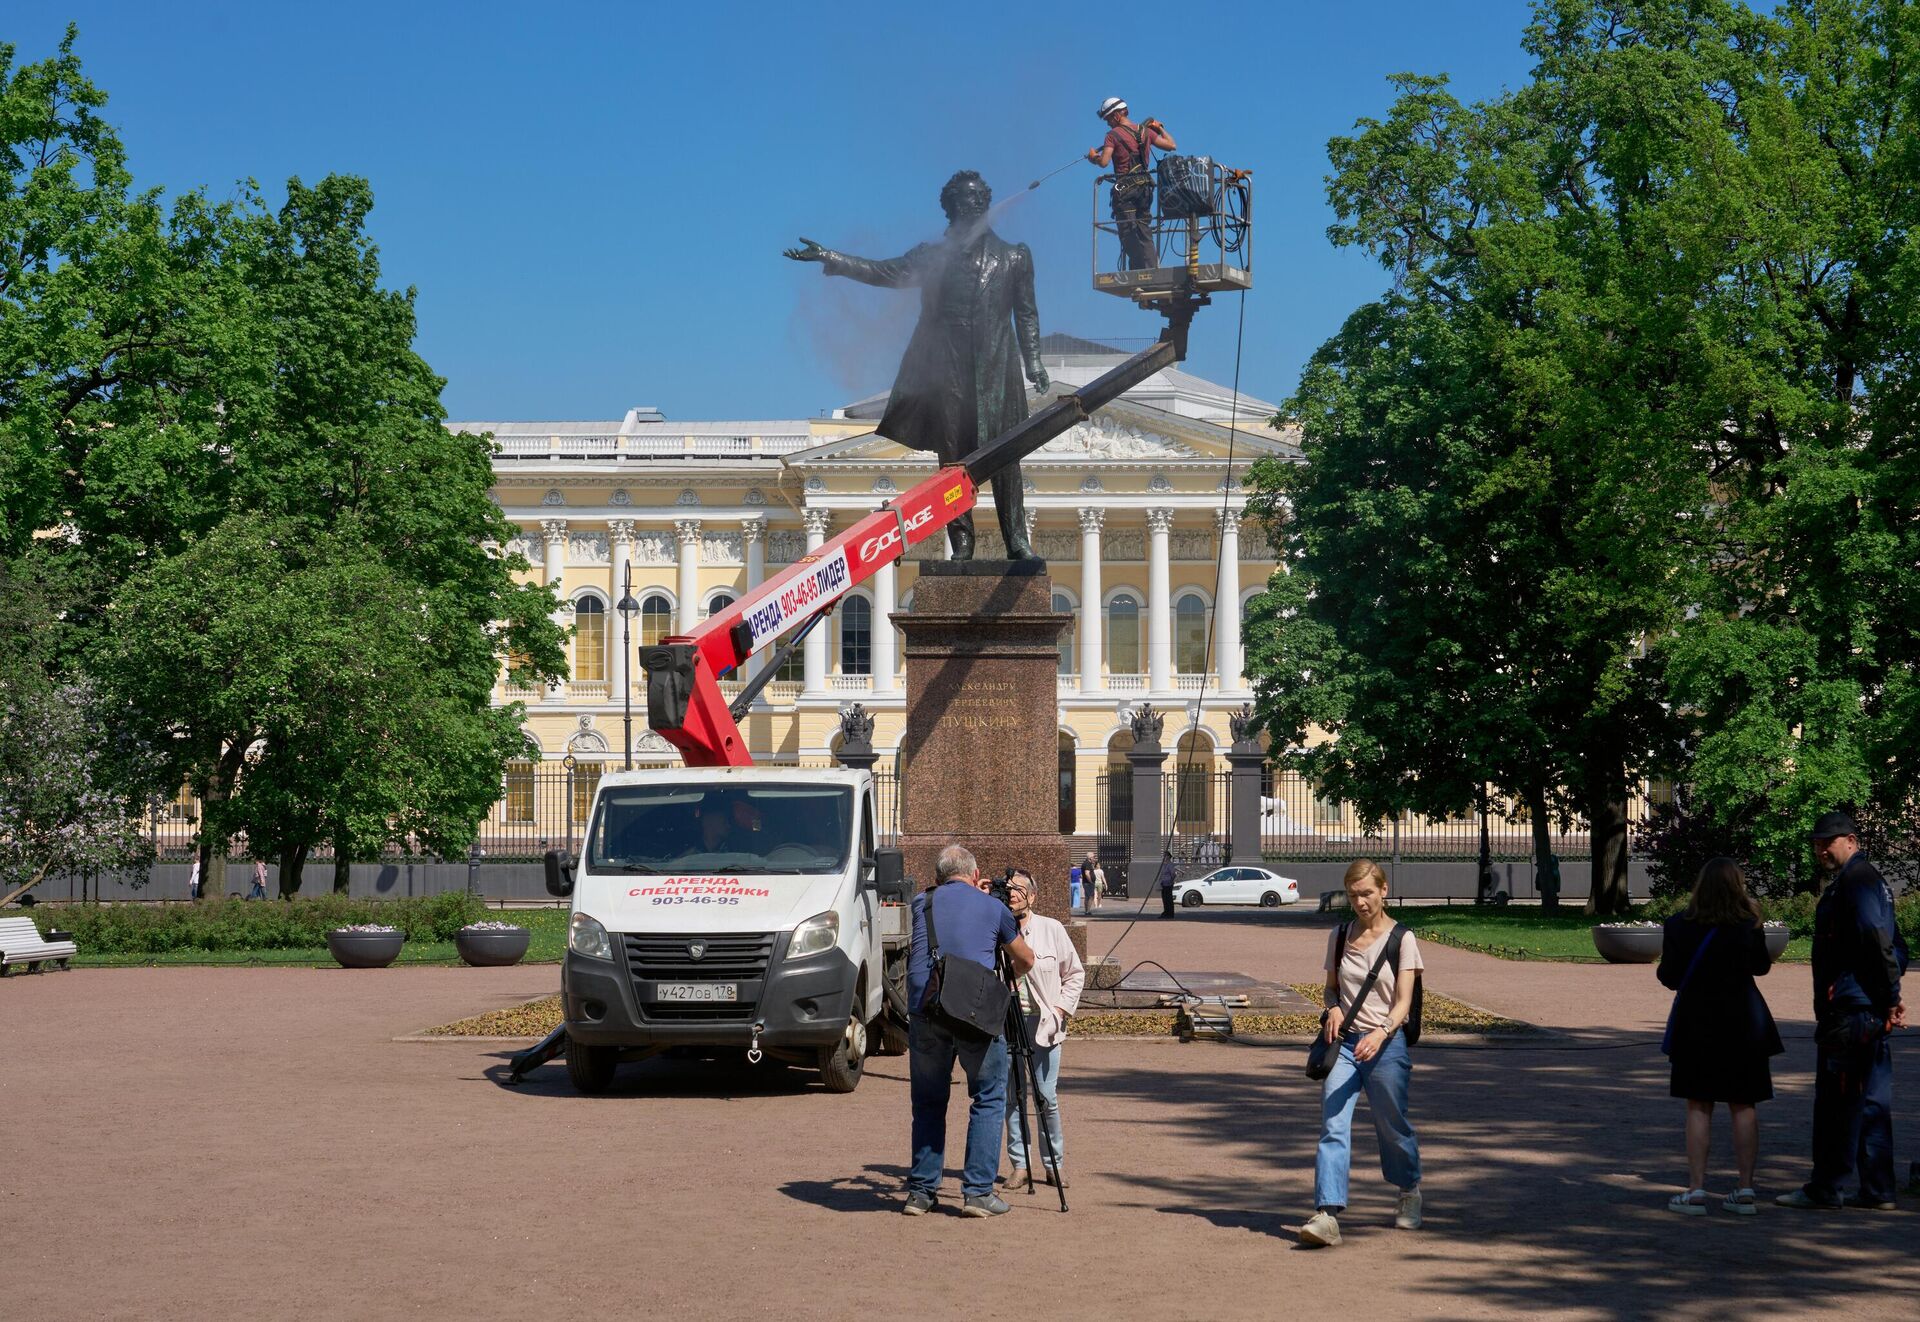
left=5, top=904, right=1916, bottom=1321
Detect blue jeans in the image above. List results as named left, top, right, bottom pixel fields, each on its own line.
left=1314, top=1032, right=1420, bottom=1212
left=1809, top=1031, right=1896, bottom=1203
left=909, top=1014, right=1009, bottom=1199
left=1005, top=1023, right=1063, bottom=1169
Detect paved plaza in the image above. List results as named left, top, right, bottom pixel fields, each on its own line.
left=9, top=907, right=1917, bottom=1320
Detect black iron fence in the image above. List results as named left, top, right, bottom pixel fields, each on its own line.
left=1258, top=774, right=1636, bottom=862
left=135, top=767, right=905, bottom=864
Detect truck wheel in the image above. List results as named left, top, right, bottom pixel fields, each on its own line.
left=566, top=1041, right=618, bottom=1094
left=819, top=1014, right=867, bottom=1093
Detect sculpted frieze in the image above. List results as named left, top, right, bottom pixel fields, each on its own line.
left=567, top=533, right=610, bottom=566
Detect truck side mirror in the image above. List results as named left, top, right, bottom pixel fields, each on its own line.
left=871, top=847, right=906, bottom=903
left=544, top=849, right=575, bottom=898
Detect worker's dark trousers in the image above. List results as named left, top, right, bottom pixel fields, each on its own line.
left=1111, top=185, right=1156, bottom=271
left=1808, top=1032, right=1896, bottom=1202
left=1161, top=888, right=1175, bottom=918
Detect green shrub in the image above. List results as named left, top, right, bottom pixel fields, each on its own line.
left=32, top=892, right=485, bottom=954
left=1643, top=888, right=1899, bottom=944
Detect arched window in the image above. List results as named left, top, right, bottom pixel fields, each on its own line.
left=574, top=597, right=607, bottom=682
left=840, top=595, right=872, bottom=675
left=1107, top=593, right=1141, bottom=675
left=1174, top=592, right=1210, bottom=674
left=705, top=592, right=735, bottom=618
left=639, top=594, right=673, bottom=647
left=1053, top=591, right=1075, bottom=676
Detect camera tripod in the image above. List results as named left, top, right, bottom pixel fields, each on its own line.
left=1000, top=946, right=1069, bottom=1212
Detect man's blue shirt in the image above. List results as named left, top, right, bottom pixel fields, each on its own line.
left=908, top=881, right=1018, bottom=1015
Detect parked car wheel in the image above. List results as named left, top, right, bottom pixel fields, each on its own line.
left=1181, top=890, right=1204, bottom=908
left=1260, top=891, right=1282, bottom=908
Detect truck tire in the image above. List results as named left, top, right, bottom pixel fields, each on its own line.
left=819, top=1013, right=867, bottom=1093
left=566, top=1041, right=618, bottom=1094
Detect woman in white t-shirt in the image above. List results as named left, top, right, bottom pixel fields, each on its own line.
left=1299, top=858, right=1424, bottom=1248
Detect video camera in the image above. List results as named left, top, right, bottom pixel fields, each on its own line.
left=987, top=866, right=1016, bottom=909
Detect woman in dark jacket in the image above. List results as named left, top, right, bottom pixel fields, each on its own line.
left=1657, top=857, right=1784, bottom=1216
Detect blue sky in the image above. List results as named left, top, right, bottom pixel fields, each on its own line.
left=14, top=2, right=1538, bottom=421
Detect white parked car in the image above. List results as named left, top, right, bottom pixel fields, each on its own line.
left=1174, top=866, right=1301, bottom=909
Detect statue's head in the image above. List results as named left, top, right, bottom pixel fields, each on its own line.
left=939, top=170, right=992, bottom=223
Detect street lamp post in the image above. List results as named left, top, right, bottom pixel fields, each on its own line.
left=563, top=753, right=578, bottom=855
left=616, top=565, right=639, bottom=771
left=1477, top=783, right=1494, bottom=904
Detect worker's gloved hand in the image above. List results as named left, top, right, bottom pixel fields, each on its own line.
left=1086, top=147, right=1101, bottom=163
left=783, top=237, right=830, bottom=263
left=1027, top=363, right=1050, bottom=393
left=1145, top=118, right=1163, bottom=131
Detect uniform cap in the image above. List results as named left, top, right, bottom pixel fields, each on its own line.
left=1809, top=810, right=1858, bottom=841
left=1098, top=96, right=1127, bottom=120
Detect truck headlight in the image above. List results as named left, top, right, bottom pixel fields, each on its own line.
left=788, top=910, right=839, bottom=959
left=569, top=912, right=612, bottom=960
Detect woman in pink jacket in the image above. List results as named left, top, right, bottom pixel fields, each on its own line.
left=1003, top=869, right=1086, bottom=1187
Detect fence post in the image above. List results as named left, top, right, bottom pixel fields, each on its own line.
left=1126, top=731, right=1169, bottom=898
left=1226, top=741, right=1265, bottom=868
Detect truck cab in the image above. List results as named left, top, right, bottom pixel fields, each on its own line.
left=546, top=767, right=909, bottom=1094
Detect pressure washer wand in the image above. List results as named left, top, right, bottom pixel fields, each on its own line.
left=1027, top=155, right=1084, bottom=191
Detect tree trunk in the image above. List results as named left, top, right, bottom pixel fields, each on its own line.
left=1524, top=782, right=1560, bottom=911
left=1582, top=753, right=1633, bottom=916
left=332, top=834, right=351, bottom=895
left=279, top=841, right=309, bottom=899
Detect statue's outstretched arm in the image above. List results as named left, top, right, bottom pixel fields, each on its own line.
left=783, top=237, right=919, bottom=288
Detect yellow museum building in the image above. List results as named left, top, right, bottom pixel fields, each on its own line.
left=461, top=335, right=1295, bottom=839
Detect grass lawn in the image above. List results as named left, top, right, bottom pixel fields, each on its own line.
left=70, top=907, right=570, bottom=968
left=1387, top=905, right=1812, bottom=963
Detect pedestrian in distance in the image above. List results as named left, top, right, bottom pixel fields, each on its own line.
left=904, top=844, right=1037, bottom=1218
left=1778, top=812, right=1909, bottom=1211
left=1084, top=852, right=1103, bottom=912
left=1158, top=856, right=1178, bottom=918
left=186, top=852, right=202, bottom=901
left=1001, top=869, right=1084, bottom=1189
left=1656, top=857, right=1783, bottom=1216
left=1300, top=859, right=1423, bottom=1248
left=1086, top=96, right=1176, bottom=272
left=1068, top=862, right=1084, bottom=915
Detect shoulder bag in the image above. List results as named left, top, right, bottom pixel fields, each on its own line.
left=1660, top=927, right=1716, bottom=1056
left=923, top=886, right=1011, bottom=1041
left=1305, top=923, right=1399, bottom=1080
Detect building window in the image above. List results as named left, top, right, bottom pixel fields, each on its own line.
left=503, top=761, right=535, bottom=823
left=1053, top=592, right=1075, bottom=675
left=639, top=594, right=673, bottom=646
left=841, top=595, right=872, bottom=675
left=570, top=761, right=602, bottom=825
left=1174, top=592, right=1210, bottom=674
left=574, top=597, right=607, bottom=682
left=706, top=592, right=735, bottom=618
left=775, top=625, right=805, bottom=681
left=1107, top=593, right=1140, bottom=674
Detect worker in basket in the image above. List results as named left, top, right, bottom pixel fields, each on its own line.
left=1087, top=96, right=1175, bottom=272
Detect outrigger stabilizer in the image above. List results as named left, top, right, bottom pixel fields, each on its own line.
left=641, top=292, right=1211, bottom=770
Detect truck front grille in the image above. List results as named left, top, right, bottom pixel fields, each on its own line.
left=623, top=931, right=777, bottom=1022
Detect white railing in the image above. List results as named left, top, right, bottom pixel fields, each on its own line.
left=1108, top=673, right=1147, bottom=692
left=718, top=679, right=747, bottom=699
left=686, top=436, right=752, bottom=455
left=1174, top=673, right=1218, bottom=692
left=1057, top=673, right=1080, bottom=693
left=503, top=682, right=542, bottom=701
left=485, top=431, right=820, bottom=461
left=765, top=680, right=802, bottom=701
left=569, top=680, right=610, bottom=699
left=830, top=674, right=873, bottom=693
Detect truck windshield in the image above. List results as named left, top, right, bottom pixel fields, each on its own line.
left=584, top=783, right=854, bottom=876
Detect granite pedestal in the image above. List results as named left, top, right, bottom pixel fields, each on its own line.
left=895, top=561, right=1077, bottom=939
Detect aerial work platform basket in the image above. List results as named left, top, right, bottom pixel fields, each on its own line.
left=1092, top=158, right=1252, bottom=305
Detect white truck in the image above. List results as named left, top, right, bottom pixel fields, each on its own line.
left=541, top=767, right=910, bottom=1094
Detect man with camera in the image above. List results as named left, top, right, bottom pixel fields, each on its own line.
left=904, top=845, right=1036, bottom=1218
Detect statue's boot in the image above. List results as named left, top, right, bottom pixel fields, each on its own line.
left=947, top=515, right=975, bottom=561
left=995, top=475, right=1036, bottom=560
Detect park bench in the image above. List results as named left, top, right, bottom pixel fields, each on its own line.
left=0, top=916, right=76, bottom=975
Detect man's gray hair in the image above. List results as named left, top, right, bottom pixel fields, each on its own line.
left=936, top=844, right=976, bottom=883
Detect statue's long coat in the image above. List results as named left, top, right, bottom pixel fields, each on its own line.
left=824, top=227, right=1042, bottom=462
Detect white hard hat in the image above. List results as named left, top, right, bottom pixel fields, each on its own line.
left=1097, top=96, right=1126, bottom=120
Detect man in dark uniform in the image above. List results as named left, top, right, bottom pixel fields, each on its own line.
left=1158, top=856, right=1178, bottom=918
left=1778, top=811, right=1909, bottom=1209
left=784, top=171, right=1049, bottom=561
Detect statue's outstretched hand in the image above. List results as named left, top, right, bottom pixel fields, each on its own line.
left=1028, top=364, right=1051, bottom=393
left=784, top=237, right=829, bottom=263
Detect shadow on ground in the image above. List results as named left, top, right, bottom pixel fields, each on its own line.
left=1079, top=1027, right=1918, bottom=1317
left=482, top=1050, right=911, bottom=1098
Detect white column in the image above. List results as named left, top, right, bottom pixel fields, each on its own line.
left=608, top=520, right=634, bottom=691
left=741, top=516, right=767, bottom=683
left=541, top=519, right=569, bottom=701
left=872, top=558, right=898, bottom=694
left=1146, top=508, right=1174, bottom=695
left=674, top=519, right=701, bottom=634
left=1078, top=508, right=1104, bottom=691
left=801, top=508, right=831, bottom=695
left=1215, top=509, right=1243, bottom=690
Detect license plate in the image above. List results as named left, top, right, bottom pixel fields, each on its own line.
left=655, top=983, right=738, bottom=1003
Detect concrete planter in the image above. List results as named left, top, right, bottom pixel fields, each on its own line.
left=1591, top=925, right=1663, bottom=964
left=1763, top=923, right=1791, bottom=960
left=326, top=929, right=404, bottom=969
left=454, top=926, right=530, bottom=967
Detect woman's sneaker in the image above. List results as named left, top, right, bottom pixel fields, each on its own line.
left=1299, top=1210, right=1342, bottom=1247
left=1667, top=1188, right=1709, bottom=1216
left=1723, top=1188, right=1758, bottom=1216
left=1395, top=1187, right=1423, bottom=1229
